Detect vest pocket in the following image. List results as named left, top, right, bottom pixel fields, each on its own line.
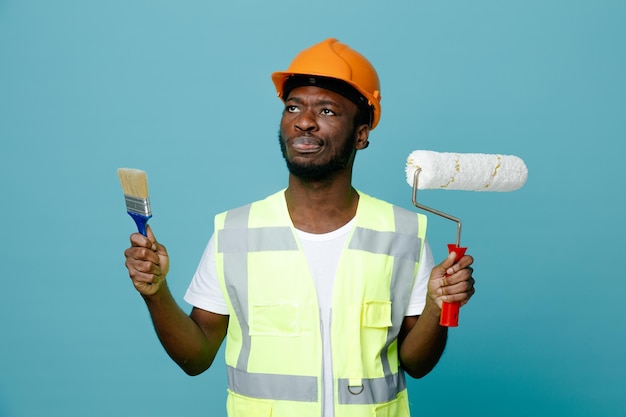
left=227, top=389, right=273, bottom=417
left=362, top=301, right=392, bottom=328
left=250, top=303, right=300, bottom=336
left=373, top=392, right=411, bottom=417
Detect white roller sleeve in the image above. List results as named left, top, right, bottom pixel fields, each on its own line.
left=406, top=150, right=528, bottom=191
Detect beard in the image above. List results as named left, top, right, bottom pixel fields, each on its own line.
left=278, top=129, right=357, bottom=181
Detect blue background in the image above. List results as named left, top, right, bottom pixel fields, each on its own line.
left=1, top=1, right=624, bottom=416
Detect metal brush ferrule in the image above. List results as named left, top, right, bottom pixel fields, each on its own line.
left=124, top=195, right=152, bottom=216
left=411, top=168, right=462, bottom=247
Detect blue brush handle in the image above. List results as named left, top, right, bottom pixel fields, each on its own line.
left=128, top=212, right=152, bottom=236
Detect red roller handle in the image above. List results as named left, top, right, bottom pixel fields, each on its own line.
left=440, top=244, right=468, bottom=327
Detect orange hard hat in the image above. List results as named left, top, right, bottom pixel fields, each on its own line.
left=271, top=38, right=382, bottom=129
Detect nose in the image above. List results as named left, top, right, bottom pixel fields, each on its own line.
left=294, top=109, right=318, bottom=132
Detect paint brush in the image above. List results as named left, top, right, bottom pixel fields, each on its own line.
left=117, top=168, right=152, bottom=236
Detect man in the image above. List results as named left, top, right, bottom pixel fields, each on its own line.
left=124, top=38, right=475, bottom=417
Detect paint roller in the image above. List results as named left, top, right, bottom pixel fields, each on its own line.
left=405, top=150, right=528, bottom=327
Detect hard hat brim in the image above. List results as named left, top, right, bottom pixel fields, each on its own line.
left=271, top=71, right=381, bottom=129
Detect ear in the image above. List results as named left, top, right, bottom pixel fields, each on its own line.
left=355, top=124, right=371, bottom=150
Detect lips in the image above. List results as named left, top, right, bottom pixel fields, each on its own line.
left=291, top=136, right=322, bottom=153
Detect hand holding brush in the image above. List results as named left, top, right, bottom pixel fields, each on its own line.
left=118, top=168, right=169, bottom=295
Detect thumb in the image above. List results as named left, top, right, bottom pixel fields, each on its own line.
left=435, top=251, right=457, bottom=277
left=146, top=225, right=158, bottom=251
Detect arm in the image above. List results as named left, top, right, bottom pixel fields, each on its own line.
left=124, top=225, right=228, bottom=376
left=398, top=251, right=475, bottom=378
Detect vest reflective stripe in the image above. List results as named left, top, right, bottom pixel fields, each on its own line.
left=337, top=373, right=407, bottom=405
left=225, top=365, right=407, bottom=406
left=336, top=205, right=421, bottom=405
left=383, top=206, right=421, bottom=386
left=219, top=204, right=299, bottom=253
left=348, top=229, right=420, bottom=262
left=220, top=205, right=300, bottom=371
left=216, top=190, right=426, bottom=415
left=227, top=365, right=318, bottom=402
left=220, top=227, right=299, bottom=253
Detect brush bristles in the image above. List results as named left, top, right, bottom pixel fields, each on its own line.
left=118, top=168, right=149, bottom=199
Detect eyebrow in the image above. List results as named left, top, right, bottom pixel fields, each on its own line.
left=286, top=97, right=341, bottom=108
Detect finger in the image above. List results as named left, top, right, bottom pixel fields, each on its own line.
left=125, top=246, right=160, bottom=264
left=445, top=261, right=462, bottom=277
left=457, top=254, right=475, bottom=270
left=460, top=284, right=476, bottom=306
left=441, top=253, right=473, bottom=276
left=129, top=232, right=152, bottom=249
left=447, top=276, right=476, bottom=302
left=124, top=254, right=158, bottom=277
left=129, top=268, right=157, bottom=284
left=440, top=266, right=474, bottom=289
left=445, top=267, right=472, bottom=285
left=439, top=277, right=448, bottom=297
left=128, top=256, right=161, bottom=274
left=130, top=270, right=161, bottom=290
left=133, top=277, right=161, bottom=295
left=442, top=279, right=470, bottom=294
left=125, top=255, right=163, bottom=282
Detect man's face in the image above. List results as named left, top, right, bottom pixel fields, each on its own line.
left=279, top=85, right=366, bottom=181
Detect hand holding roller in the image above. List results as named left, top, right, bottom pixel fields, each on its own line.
left=406, top=150, right=528, bottom=326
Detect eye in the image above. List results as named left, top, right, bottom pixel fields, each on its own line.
left=320, top=108, right=335, bottom=116
left=286, top=105, right=300, bottom=113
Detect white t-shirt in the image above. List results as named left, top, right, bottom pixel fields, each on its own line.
left=184, top=218, right=434, bottom=417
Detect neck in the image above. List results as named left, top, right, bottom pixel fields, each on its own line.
left=285, top=173, right=359, bottom=234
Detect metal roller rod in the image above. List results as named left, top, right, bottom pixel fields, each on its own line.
left=411, top=168, right=462, bottom=247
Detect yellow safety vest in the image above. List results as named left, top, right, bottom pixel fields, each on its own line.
left=215, top=190, right=427, bottom=417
